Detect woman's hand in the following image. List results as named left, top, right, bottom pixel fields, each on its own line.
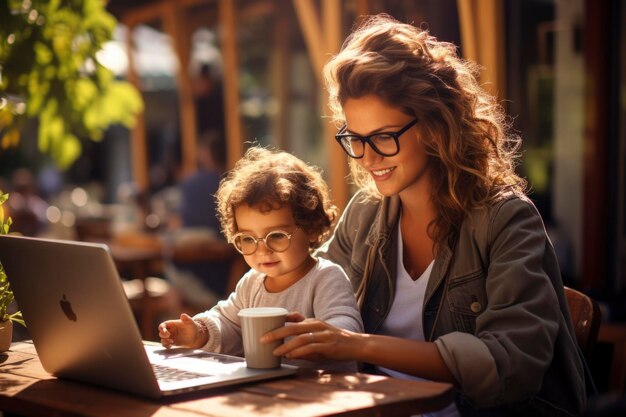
left=260, top=312, right=364, bottom=362
left=264, top=313, right=456, bottom=384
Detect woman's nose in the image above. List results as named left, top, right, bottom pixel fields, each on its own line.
left=360, top=143, right=382, bottom=166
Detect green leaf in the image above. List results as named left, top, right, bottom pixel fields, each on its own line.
left=54, top=133, right=81, bottom=169
left=9, top=311, right=25, bottom=327
left=0, top=194, right=20, bottom=326
left=1, top=0, right=142, bottom=170
left=68, top=78, right=98, bottom=110
left=34, top=41, right=53, bottom=65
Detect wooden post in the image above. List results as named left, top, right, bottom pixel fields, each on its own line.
left=122, top=18, right=149, bottom=192
left=274, top=2, right=289, bottom=150
left=219, top=0, right=244, bottom=169
left=457, top=0, right=505, bottom=99
left=322, top=0, right=348, bottom=209
left=294, top=0, right=348, bottom=209
left=162, top=1, right=198, bottom=177
left=293, top=0, right=326, bottom=86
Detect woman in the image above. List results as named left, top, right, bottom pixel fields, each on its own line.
left=261, top=14, right=586, bottom=416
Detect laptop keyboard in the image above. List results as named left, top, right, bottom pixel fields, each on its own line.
left=152, top=363, right=213, bottom=382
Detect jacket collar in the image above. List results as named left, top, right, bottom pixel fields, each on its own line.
left=425, top=238, right=454, bottom=304
left=367, top=194, right=454, bottom=304
left=365, top=195, right=402, bottom=247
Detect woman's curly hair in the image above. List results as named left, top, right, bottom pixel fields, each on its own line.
left=323, top=14, right=526, bottom=250
left=215, top=147, right=338, bottom=249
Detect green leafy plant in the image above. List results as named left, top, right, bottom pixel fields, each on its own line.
left=0, top=0, right=143, bottom=169
left=0, top=192, right=25, bottom=327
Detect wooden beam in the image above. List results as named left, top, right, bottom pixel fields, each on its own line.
left=274, top=1, right=290, bottom=150
left=121, top=1, right=168, bottom=27
left=122, top=18, right=149, bottom=192
left=239, top=0, right=275, bottom=20
left=162, top=1, right=198, bottom=177
left=293, top=0, right=326, bottom=85
left=357, top=0, right=369, bottom=17
left=322, top=0, right=348, bottom=209
left=457, top=0, right=505, bottom=99
left=456, top=0, right=477, bottom=63
left=219, top=0, right=243, bottom=168
left=323, top=0, right=341, bottom=54
left=179, top=0, right=213, bottom=8
left=292, top=0, right=348, bottom=208
left=477, top=0, right=505, bottom=98
left=493, top=0, right=506, bottom=99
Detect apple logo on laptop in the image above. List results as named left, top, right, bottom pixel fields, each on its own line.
left=60, top=294, right=77, bottom=321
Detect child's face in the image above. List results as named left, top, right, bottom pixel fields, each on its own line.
left=233, top=204, right=316, bottom=283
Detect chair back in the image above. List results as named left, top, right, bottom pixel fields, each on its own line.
left=564, top=286, right=602, bottom=360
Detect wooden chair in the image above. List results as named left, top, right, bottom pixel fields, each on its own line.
left=164, top=236, right=246, bottom=314
left=564, top=286, right=602, bottom=360
left=123, top=276, right=181, bottom=341
left=109, top=233, right=182, bottom=341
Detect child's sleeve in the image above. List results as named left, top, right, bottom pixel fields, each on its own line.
left=313, top=263, right=364, bottom=333
left=192, top=270, right=255, bottom=356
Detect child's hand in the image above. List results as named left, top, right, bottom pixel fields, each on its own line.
left=158, top=313, right=207, bottom=349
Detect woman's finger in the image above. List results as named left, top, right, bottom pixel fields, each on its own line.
left=271, top=328, right=322, bottom=356
left=277, top=331, right=328, bottom=360
left=285, top=312, right=306, bottom=322
left=261, top=319, right=322, bottom=343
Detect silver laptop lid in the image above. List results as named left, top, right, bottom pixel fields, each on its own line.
left=0, top=234, right=162, bottom=398
left=0, top=235, right=298, bottom=399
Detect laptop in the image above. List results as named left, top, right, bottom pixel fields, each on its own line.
left=0, top=234, right=297, bottom=398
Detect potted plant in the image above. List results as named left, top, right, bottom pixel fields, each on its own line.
left=0, top=192, right=25, bottom=352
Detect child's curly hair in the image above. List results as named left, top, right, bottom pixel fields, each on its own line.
left=216, top=147, right=338, bottom=249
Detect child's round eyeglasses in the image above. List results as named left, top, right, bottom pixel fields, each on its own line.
left=231, top=230, right=295, bottom=255
left=335, top=118, right=418, bottom=159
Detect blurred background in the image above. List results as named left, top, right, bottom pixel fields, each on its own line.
left=1, top=0, right=625, bottom=394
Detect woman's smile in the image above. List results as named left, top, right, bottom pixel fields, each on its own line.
left=370, top=166, right=396, bottom=179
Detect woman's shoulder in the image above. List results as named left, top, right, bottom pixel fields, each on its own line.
left=490, top=190, right=538, bottom=218
left=469, top=189, right=536, bottom=219
left=464, top=190, right=546, bottom=241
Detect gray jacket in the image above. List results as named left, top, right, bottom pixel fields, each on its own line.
left=317, top=191, right=586, bottom=416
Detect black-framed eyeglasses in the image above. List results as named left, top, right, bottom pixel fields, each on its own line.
left=335, top=118, right=418, bottom=159
left=230, top=229, right=295, bottom=255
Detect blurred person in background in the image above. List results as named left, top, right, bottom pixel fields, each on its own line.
left=5, top=168, right=48, bottom=236
left=163, top=130, right=235, bottom=310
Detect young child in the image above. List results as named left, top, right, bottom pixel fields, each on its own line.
left=158, top=147, right=363, bottom=371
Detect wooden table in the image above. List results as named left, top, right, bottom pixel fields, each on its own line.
left=108, top=241, right=164, bottom=280
left=0, top=342, right=454, bottom=417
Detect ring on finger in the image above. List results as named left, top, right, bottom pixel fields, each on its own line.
left=308, top=332, right=315, bottom=343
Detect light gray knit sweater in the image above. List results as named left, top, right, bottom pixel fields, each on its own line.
left=193, top=257, right=363, bottom=371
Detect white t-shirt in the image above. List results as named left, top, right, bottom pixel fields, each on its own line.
left=193, top=257, right=363, bottom=371
left=376, top=221, right=460, bottom=417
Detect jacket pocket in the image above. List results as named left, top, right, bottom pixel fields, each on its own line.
left=447, top=268, right=487, bottom=334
